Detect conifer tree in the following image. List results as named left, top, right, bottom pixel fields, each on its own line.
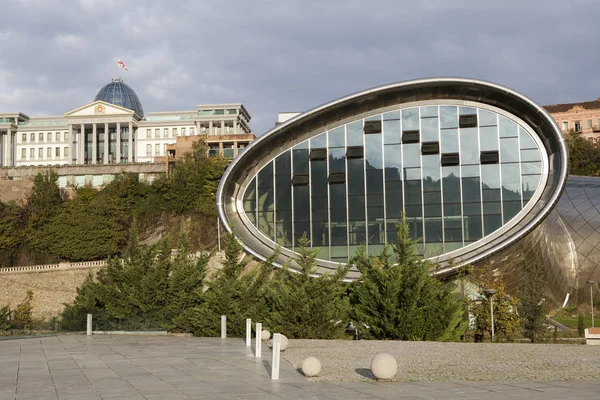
left=189, top=232, right=253, bottom=337
left=350, top=217, right=466, bottom=341
left=263, top=234, right=350, bottom=339
left=518, top=258, right=547, bottom=342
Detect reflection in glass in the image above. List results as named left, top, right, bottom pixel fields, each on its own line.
left=242, top=103, right=546, bottom=264
left=275, top=153, right=292, bottom=246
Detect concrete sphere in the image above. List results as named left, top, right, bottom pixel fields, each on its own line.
left=261, top=330, right=271, bottom=341
left=370, top=353, right=397, bottom=380
left=301, top=357, right=322, bottom=377
left=280, top=334, right=289, bottom=351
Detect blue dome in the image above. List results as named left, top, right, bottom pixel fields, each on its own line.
left=94, top=78, right=144, bottom=117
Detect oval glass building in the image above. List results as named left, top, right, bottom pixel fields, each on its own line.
left=218, top=78, right=568, bottom=293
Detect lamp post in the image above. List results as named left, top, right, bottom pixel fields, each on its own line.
left=484, top=289, right=498, bottom=342
left=587, top=280, right=596, bottom=328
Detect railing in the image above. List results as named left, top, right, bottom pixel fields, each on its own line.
left=0, top=260, right=107, bottom=275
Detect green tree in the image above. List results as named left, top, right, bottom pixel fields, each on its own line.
left=0, top=201, right=24, bottom=267
left=469, top=264, right=520, bottom=341
left=565, top=132, right=600, bottom=176
left=518, top=258, right=548, bottom=342
left=263, top=234, right=350, bottom=339
left=0, top=305, right=12, bottom=331
left=350, top=219, right=466, bottom=341
left=35, top=187, right=127, bottom=260
left=13, top=290, right=35, bottom=330
left=188, top=233, right=267, bottom=337
left=165, top=140, right=228, bottom=216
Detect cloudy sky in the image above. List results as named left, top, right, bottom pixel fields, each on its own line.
left=1, top=0, right=598, bottom=135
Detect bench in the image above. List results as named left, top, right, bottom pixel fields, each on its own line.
left=584, top=328, right=600, bottom=345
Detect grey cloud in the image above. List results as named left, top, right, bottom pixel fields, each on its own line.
left=0, top=0, right=599, bottom=134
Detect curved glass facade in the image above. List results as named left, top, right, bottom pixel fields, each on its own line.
left=242, top=104, right=545, bottom=264
left=218, top=78, right=568, bottom=282
left=94, top=79, right=145, bottom=117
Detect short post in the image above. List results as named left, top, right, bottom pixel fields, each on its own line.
left=246, top=318, right=252, bottom=347
left=271, top=333, right=281, bottom=380
left=255, top=323, right=262, bottom=358
left=221, top=315, right=226, bottom=339
left=86, top=313, right=92, bottom=336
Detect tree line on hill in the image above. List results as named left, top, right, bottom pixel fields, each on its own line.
left=59, top=219, right=548, bottom=343
left=0, top=141, right=227, bottom=267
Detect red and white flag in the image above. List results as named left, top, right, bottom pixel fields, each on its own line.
left=117, top=59, right=128, bottom=71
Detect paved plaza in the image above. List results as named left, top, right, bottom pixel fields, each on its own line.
left=0, top=335, right=599, bottom=399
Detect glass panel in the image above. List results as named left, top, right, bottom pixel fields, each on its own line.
left=522, top=175, right=541, bottom=202
left=462, top=163, right=482, bottom=242
left=460, top=127, right=479, bottom=165
left=257, top=163, right=274, bottom=240
left=244, top=178, right=256, bottom=226
left=346, top=120, right=363, bottom=146
left=459, top=106, right=476, bottom=115
left=292, top=145, right=309, bottom=174
left=383, top=111, right=400, bottom=121
left=479, top=109, right=497, bottom=126
left=440, top=106, right=458, bottom=129
left=383, top=119, right=401, bottom=144
left=519, top=127, right=537, bottom=149
left=311, top=156, right=328, bottom=253
left=329, top=182, right=347, bottom=253
left=420, top=106, right=438, bottom=118
left=347, top=156, right=365, bottom=246
left=329, top=148, right=345, bottom=172
left=402, top=108, right=419, bottom=131
left=293, top=185, right=310, bottom=245
left=521, top=148, right=541, bottom=162
left=275, top=153, right=292, bottom=246
left=403, top=143, right=420, bottom=168
left=479, top=126, right=499, bottom=151
left=521, top=162, right=542, bottom=175
left=384, top=144, right=402, bottom=181
left=500, top=137, right=519, bottom=163
left=481, top=164, right=501, bottom=236
left=329, top=126, right=345, bottom=148
left=421, top=116, right=439, bottom=142
left=310, top=132, right=327, bottom=148
left=441, top=128, right=459, bottom=153
left=365, top=134, right=384, bottom=245
left=499, top=116, right=518, bottom=137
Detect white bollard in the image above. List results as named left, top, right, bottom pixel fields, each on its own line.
left=221, top=315, right=226, bottom=339
left=271, top=333, right=281, bottom=380
left=255, top=323, right=262, bottom=358
left=86, top=313, right=92, bottom=336
left=246, top=318, right=252, bottom=347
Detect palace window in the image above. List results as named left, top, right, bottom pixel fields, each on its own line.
left=21, top=148, right=26, bottom=159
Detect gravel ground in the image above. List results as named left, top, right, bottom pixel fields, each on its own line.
left=280, top=339, right=600, bottom=382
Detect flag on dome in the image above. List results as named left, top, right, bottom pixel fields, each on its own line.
left=117, top=59, right=128, bottom=71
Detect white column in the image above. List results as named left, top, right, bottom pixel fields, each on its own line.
left=2, top=131, right=7, bottom=166
left=221, top=120, right=225, bottom=135
left=209, top=121, right=213, bottom=135
left=103, top=123, right=109, bottom=164
left=87, top=314, right=92, bottom=336
left=233, top=121, right=238, bottom=135
left=271, top=333, right=281, bottom=380
left=221, top=315, right=226, bottom=339
left=128, top=121, right=133, bottom=163
left=92, top=124, right=97, bottom=164
left=5, top=129, right=11, bottom=166
left=78, top=123, right=85, bottom=165
left=69, top=125, right=75, bottom=165
left=196, top=121, right=201, bottom=135
left=116, top=122, right=121, bottom=163
left=246, top=319, right=252, bottom=347
left=255, top=323, right=262, bottom=358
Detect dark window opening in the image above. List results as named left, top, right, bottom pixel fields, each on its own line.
left=364, top=120, right=382, bottom=134
left=329, top=172, right=346, bottom=184
left=309, top=148, right=327, bottom=160
left=292, top=173, right=309, bottom=185
left=422, top=141, right=439, bottom=155
left=459, top=114, right=478, bottom=128
left=346, top=146, right=364, bottom=159
left=480, top=150, right=499, bottom=164
left=441, top=153, right=459, bottom=166
left=402, top=130, right=420, bottom=143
